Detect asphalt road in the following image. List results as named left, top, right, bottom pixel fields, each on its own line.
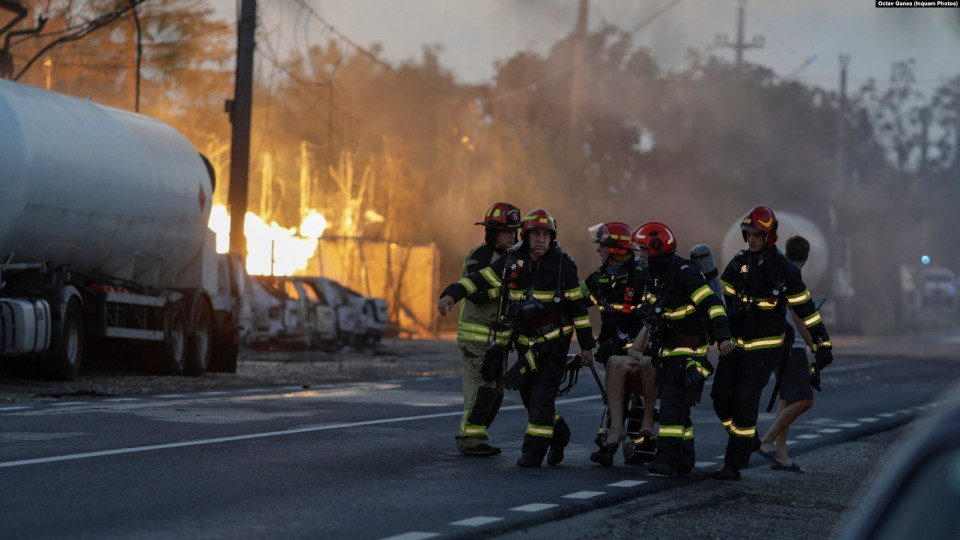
left=2, top=334, right=959, bottom=540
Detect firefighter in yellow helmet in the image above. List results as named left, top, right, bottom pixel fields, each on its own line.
left=451, top=202, right=522, bottom=457
left=439, top=208, right=595, bottom=468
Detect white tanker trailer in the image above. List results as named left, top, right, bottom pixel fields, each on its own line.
left=0, top=79, right=239, bottom=379
left=720, top=207, right=860, bottom=333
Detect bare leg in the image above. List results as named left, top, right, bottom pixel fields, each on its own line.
left=760, top=398, right=813, bottom=464
left=759, top=400, right=783, bottom=454
left=603, top=356, right=632, bottom=446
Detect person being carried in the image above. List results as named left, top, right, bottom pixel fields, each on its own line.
left=452, top=202, right=522, bottom=457
left=756, top=235, right=818, bottom=473
left=578, top=221, right=657, bottom=466
left=438, top=208, right=595, bottom=468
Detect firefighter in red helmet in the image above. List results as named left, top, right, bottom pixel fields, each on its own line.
left=632, top=221, right=733, bottom=477
left=711, top=206, right=833, bottom=481
left=580, top=222, right=658, bottom=467
left=439, top=208, right=595, bottom=468
left=451, top=202, right=522, bottom=457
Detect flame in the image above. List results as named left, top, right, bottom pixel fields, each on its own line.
left=208, top=204, right=327, bottom=276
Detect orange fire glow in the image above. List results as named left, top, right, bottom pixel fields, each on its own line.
left=208, top=204, right=327, bottom=276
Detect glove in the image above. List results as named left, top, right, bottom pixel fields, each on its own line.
left=809, top=358, right=822, bottom=392
left=683, top=360, right=709, bottom=407
left=815, top=346, right=833, bottom=372
left=503, top=360, right=530, bottom=391
left=809, top=370, right=822, bottom=392
left=480, top=344, right=506, bottom=381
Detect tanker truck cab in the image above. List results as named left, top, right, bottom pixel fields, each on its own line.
left=0, top=79, right=240, bottom=380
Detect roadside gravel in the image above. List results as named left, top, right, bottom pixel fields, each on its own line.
left=0, top=338, right=462, bottom=404
left=491, top=425, right=903, bottom=540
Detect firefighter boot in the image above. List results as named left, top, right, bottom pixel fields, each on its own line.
left=516, top=454, right=544, bottom=468
left=547, top=419, right=571, bottom=466
left=460, top=443, right=502, bottom=457
left=647, top=460, right=691, bottom=478
left=712, top=464, right=742, bottom=481
left=589, top=446, right=616, bottom=467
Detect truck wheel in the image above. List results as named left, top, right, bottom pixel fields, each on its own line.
left=210, top=334, right=239, bottom=373
left=41, top=297, right=84, bottom=381
left=160, top=301, right=187, bottom=375
left=185, top=293, right=214, bottom=376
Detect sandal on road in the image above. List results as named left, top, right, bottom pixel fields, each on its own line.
left=771, top=460, right=805, bottom=474
left=754, top=448, right=778, bottom=464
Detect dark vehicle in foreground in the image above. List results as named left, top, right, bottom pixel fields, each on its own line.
left=838, top=383, right=960, bottom=540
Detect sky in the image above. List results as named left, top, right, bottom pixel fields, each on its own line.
left=213, top=0, right=960, bottom=95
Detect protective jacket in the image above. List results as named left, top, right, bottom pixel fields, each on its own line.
left=581, top=257, right=645, bottom=344
left=643, top=254, right=730, bottom=358
left=456, top=243, right=512, bottom=356
left=442, top=242, right=596, bottom=360
left=719, top=248, right=831, bottom=352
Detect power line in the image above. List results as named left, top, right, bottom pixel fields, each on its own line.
left=482, top=0, right=685, bottom=105
left=286, top=0, right=392, bottom=70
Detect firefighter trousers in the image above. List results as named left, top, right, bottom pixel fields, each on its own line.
left=517, top=344, right=568, bottom=459
left=710, top=348, right=777, bottom=468
left=456, top=348, right=504, bottom=453
left=653, top=355, right=696, bottom=471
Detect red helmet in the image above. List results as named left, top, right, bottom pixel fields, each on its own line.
left=589, top=222, right=637, bottom=254
left=521, top=208, right=557, bottom=237
left=475, top=202, right=522, bottom=229
left=740, top=206, right=778, bottom=247
left=631, top=222, right=677, bottom=255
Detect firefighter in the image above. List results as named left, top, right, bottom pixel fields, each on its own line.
left=711, top=206, right=833, bottom=481
left=452, top=202, right=522, bottom=457
left=438, top=208, right=595, bottom=468
left=580, top=222, right=657, bottom=467
left=631, top=222, right=733, bottom=477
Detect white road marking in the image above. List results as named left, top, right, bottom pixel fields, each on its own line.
left=103, top=398, right=140, bottom=402
left=608, top=480, right=647, bottom=487
left=380, top=532, right=440, bottom=540
left=450, top=516, right=502, bottom=526
left=795, top=434, right=821, bottom=439
left=857, top=417, right=879, bottom=423
left=155, top=394, right=187, bottom=399
left=511, top=503, right=558, bottom=512
left=50, top=402, right=84, bottom=407
left=837, top=423, right=861, bottom=428
left=562, top=491, right=604, bottom=500
left=818, top=428, right=841, bottom=433
left=0, top=396, right=600, bottom=468
left=695, top=461, right=717, bottom=468
left=878, top=413, right=895, bottom=418
left=0, top=406, right=29, bottom=411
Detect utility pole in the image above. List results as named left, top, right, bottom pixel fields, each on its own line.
left=567, top=0, right=588, bottom=153
left=227, top=0, right=256, bottom=258
left=835, top=54, right=850, bottom=196
left=714, top=0, right=763, bottom=69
